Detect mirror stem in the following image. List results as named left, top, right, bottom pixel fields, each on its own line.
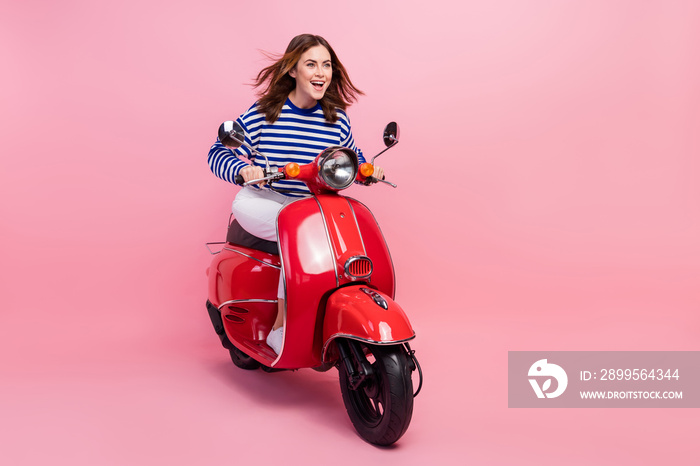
left=370, top=139, right=399, bottom=165
left=239, top=141, right=272, bottom=173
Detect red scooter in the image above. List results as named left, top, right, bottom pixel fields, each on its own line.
left=205, top=121, right=421, bottom=445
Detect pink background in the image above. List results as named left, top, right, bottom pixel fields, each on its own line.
left=2, top=1, right=698, bottom=464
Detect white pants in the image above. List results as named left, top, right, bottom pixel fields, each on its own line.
left=232, top=187, right=300, bottom=298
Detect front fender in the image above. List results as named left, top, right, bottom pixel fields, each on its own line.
left=322, top=285, right=415, bottom=361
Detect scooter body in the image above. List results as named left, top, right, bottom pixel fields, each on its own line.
left=207, top=194, right=414, bottom=369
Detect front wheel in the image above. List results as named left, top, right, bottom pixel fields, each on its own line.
left=338, top=342, right=414, bottom=446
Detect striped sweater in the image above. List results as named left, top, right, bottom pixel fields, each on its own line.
left=208, top=98, right=366, bottom=197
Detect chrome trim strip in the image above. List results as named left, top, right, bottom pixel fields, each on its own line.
left=322, top=333, right=416, bottom=361
left=314, top=196, right=340, bottom=288
left=205, top=241, right=226, bottom=255
left=345, top=199, right=366, bottom=255
left=223, top=247, right=281, bottom=269
left=345, top=197, right=396, bottom=298
left=218, top=299, right=278, bottom=310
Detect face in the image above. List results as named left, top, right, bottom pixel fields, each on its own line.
left=288, top=45, right=332, bottom=109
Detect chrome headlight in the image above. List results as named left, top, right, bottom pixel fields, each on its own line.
left=317, top=146, right=358, bottom=190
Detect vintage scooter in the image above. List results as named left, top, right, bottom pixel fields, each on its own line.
left=205, top=121, right=422, bottom=445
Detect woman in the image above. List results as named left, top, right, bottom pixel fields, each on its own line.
left=208, top=34, right=384, bottom=355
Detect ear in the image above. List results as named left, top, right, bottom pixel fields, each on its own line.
left=288, top=66, right=297, bottom=79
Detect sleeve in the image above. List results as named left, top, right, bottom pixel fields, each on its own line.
left=207, top=105, right=259, bottom=184
left=338, top=111, right=366, bottom=165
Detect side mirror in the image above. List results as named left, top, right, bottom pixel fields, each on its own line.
left=218, top=120, right=246, bottom=150
left=217, top=120, right=273, bottom=169
left=370, top=121, right=400, bottom=165
left=382, top=122, right=400, bottom=147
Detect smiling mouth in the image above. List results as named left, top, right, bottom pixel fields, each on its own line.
left=311, top=81, right=325, bottom=91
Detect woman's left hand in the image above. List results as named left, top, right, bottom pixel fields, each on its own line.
left=373, top=165, right=385, bottom=182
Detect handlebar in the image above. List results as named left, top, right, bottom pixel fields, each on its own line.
left=235, top=165, right=396, bottom=188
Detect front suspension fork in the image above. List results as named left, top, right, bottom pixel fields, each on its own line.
left=337, top=339, right=373, bottom=390
left=336, top=339, right=423, bottom=397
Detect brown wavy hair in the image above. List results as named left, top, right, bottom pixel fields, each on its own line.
left=253, top=34, right=363, bottom=123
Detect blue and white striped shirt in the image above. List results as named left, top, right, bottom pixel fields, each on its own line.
left=208, top=98, right=365, bottom=197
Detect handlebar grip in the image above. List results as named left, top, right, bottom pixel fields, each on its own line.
left=234, top=174, right=244, bottom=185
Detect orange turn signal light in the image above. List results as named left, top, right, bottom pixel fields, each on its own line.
left=285, top=162, right=300, bottom=178
left=359, top=163, right=374, bottom=178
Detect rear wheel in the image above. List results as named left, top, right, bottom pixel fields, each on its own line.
left=338, top=342, right=414, bottom=446
left=229, top=346, right=260, bottom=370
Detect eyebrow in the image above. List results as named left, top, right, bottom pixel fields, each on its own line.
left=304, top=59, right=332, bottom=64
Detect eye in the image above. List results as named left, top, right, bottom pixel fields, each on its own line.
left=306, top=63, right=315, bottom=68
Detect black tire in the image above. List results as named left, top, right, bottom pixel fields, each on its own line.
left=338, top=342, right=414, bottom=446
left=229, top=346, right=260, bottom=370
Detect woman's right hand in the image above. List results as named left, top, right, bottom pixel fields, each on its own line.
left=239, top=164, right=265, bottom=186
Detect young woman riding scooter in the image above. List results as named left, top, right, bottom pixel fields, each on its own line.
left=207, top=34, right=384, bottom=355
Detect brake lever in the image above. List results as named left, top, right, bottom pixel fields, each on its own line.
left=242, top=172, right=285, bottom=186
left=375, top=178, right=397, bottom=188
left=364, top=176, right=397, bottom=188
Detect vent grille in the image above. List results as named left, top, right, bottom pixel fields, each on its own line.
left=345, top=256, right=373, bottom=280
